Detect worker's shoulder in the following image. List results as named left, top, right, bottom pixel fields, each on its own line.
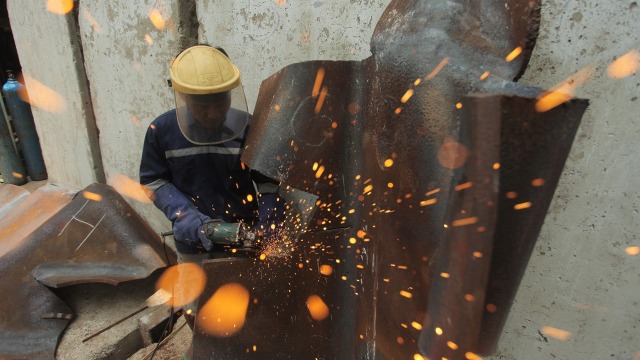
left=149, top=109, right=178, bottom=131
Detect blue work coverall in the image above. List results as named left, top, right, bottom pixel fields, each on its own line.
left=139, top=109, right=284, bottom=254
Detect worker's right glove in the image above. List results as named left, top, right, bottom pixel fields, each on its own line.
left=152, top=183, right=215, bottom=251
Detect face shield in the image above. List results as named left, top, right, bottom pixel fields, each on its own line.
left=174, top=85, right=249, bottom=145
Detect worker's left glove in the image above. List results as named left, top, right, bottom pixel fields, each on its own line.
left=254, top=193, right=286, bottom=241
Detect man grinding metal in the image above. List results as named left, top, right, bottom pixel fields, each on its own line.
left=139, top=45, right=285, bottom=326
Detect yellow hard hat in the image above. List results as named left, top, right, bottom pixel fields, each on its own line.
left=170, top=45, right=241, bottom=95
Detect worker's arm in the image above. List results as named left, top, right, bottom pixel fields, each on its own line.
left=139, top=121, right=215, bottom=251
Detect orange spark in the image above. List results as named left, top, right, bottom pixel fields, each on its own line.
left=312, top=67, right=326, bottom=98
left=357, top=230, right=367, bottom=238
left=246, top=194, right=254, bottom=202
left=455, top=182, right=473, bottom=191
left=156, top=263, right=206, bottom=307
left=536, top=67, right=593, bottom=112
left=505, top=46, right=523, bottom=62
left=607, top=50, right=640, bottom=79
left=81, top=8, right=102, bottom=33
left=514, top=202, right=532, bottom=210
left=315, top=165, right=325, bottom=179
left=19, top=75, right=66, bottom=113
left=400, top=89, right=414, bottom=103
left=440, top=272, right=450, bottom=278
left=387, top=182, right=394, bottom=188
left=540, top=326, right=572, bottom=341
left=473, top=251, right=483, bottom=258
left=414, top=354, right=427, bottom=360
left=493, top=162, right=500, bottom=170
left=625, top=246, right=640, bottom=255
left=198, top=283, right=250, bottom=336
left=129, top=115, right=140, bottom=126
left=506, top=191, right=518, bottom=199
left=435, top=327, right=443, bottom=335
left=400, top=290, right=413, bottom=298
left=363, top=185, right=373, bottom=194
left=145, top=33, right=154, bottom=45
left=12, top=172, right=23, bottom=179
left=306, top=295, right=330, bottom=320
left=108, top=173, right=152, bottom=203
left=438, top=140, right=469, bottom=169
left=274, top=0, right=287, bottom=5
left=452, top=217, right=479, bottom=227
left=394, top=107, right=402, bottom=115
left=349, top=237, right=357, bottom=244
left=384, top=159, right=394, bottom=168
left=273, top=104, right=281, bottom=111
left=149, top=8, right=166, bottom=30
left=531, top=178, right=545, bottom=187
left=82, top=191, right=102, bottom=202
left=447, top=341, right=459, bottom=350
left=426, top=57, right=449, bottom=80
left=464, top=294, right=475, bottom=302
left=411, top=321, right=423, bottom=330
left=47, top=0, right=74, bottom=14
left=426, top=188, right=440, bottom=196
left=486, top=304, right=497, bottom=313
left=314, top=86, right=328, bottom=114
left=319, top=265, right=333, bottom=275
left=480, top=71, right=490, bottom=80
left=455, top=102, right=463, bottom=109
left=465, top=352, right=483, bottom=360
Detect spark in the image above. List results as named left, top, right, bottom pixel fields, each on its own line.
left=319, top=265, right=333, bottom=275
left=82, top=191, right=102, bottom=202
left=387, top=182, right=394, bottom=188
left=400, top=89, right=414, bottom=103
left=397, top=337, right=405, bottom=344
left=426, top=57, right=449, bottom=80
left=625, top=246, right=639, bottom=256
left=384, top=159, right=394, bottom=168
left=411, top=321, right=423, bottom=330
left=514, top=202, right=532, bottom=210
left=312, top=67, right=326, bottom=98
left=440, top=272, right=450, bottom=278
left=47, top=0, right=74, bottom=14
left=149, top=8, right=166, bottom=30
left=414, top=354, right=426, bottom=360
left=81, top=8, right=102, bottom=33
left=399, top=290, right=413, bottom=299
left=198, top=283, right=250, bottom=337
left=274, top=0, right=286, bottom=5
left=156, top=263, right=206, bottom=307
left=455, top=182, right=473, bottom=191
left=315, top=165, right=325, bottom=179
left=452, top=217, right=479, bottom=227
left=349, top=238, right=357, bottom=244
left=447, top=341, right=459, bottom=350
left=540, top=326, right=572, bottom=341
left=129, top=115, right=140, bottom=126
left=607, top=50, right=640, bottom=79
left=464, top=294, right=475, bottom=302
left=145, top=33, right=154, bottom=45
left=426, top=188, right=440, bottom=196
left=493, top=162, right=500, bottom=170
left=18, top=74, right=66, bottom=113
left=108, top=173, right=152, bottom=203
left=465, top=352, right=483, bottom=360
left=505, top=46, right=523, bottom=62
left=306, top=295, right=330, bottom=320
left=480, top=71, right=490, bottom=80
left=536, top=67, right=593, bottom=112
left=394, top=107, right=402, bottom=115
left=247, top=194, right=254, bottom=202
left=273, top=104, right=281, bottom=111
left=435, top=327, right=443, bottom=335
left=455, top=102, right=463, bottom=109
left=357, top=230, right=367, bottom=238
left=506, top=191, right=518, bottom=199
left=363, top=185, right=373, bottom=194
left=473, top=251, right=483, bottom=258
left=314, top=86, right=328, bottom=114
left=486, top=304, right=497, bottom=313
left=420, top=198, right=437, bottom=207
left=12, top=172, right=23, bottom=179
left=531, top=178, right=545, bottom=187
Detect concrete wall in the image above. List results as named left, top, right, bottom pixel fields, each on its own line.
left=7, top=0, right=640, bottom=359
left=488, top=1, right=640, bottom=359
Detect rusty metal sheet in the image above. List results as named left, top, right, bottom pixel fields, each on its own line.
left=193, top=228, right=359, bottom=360
left=0, top=183, right=172, bottom=360
left=232, top=0, right=590, bottom=359
left=0, top=184, right=30, bottom=219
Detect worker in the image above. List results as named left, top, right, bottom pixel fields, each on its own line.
left=139, top=45, right=285, bottom=278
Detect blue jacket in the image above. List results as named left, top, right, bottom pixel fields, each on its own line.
left=140, top=109, right=283, bottom=253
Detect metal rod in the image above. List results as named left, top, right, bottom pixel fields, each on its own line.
left=81, top=306, right=148, bottom=342
left=142, top=320, right=188, bottom=360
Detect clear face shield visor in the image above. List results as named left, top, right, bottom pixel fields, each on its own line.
left=174, top=86, right=249, bottom=145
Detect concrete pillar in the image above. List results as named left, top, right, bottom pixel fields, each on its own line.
left=7, top=0, right=104, bottom=187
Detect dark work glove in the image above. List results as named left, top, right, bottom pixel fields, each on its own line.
left=152, top=183, right=215, bottom=251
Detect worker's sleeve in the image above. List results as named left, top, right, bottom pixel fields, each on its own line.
left=152, top=183, right=215, bottom=251
left=251, top=170, right=286, bottom=239
left=139, top=123, right=214, bottom=251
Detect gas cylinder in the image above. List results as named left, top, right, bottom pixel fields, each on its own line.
left=2, top=71, right=47, bottom=181
left=0, top=104, right=27, bottom=185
